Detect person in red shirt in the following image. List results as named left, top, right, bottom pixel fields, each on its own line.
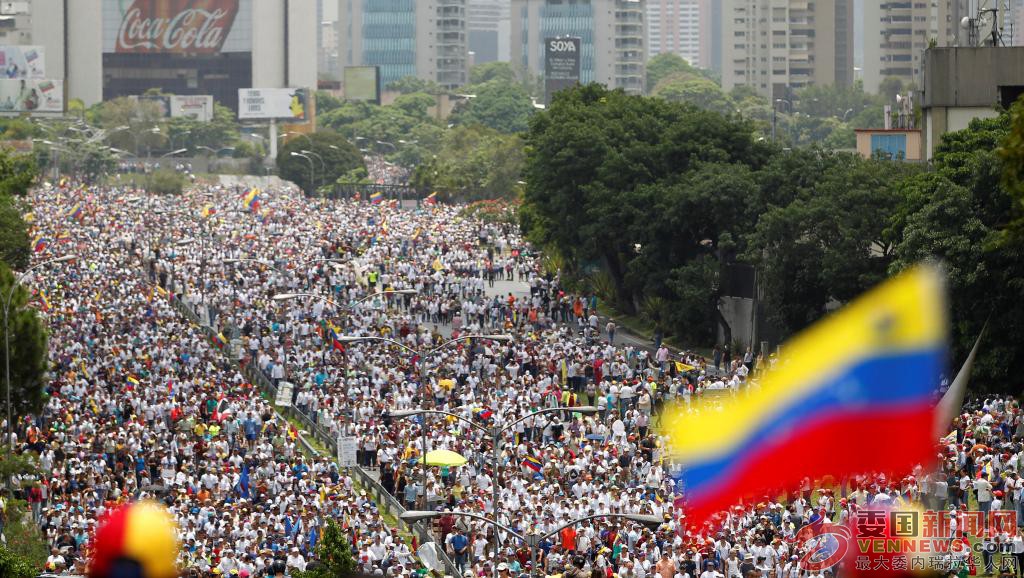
left=561, top=524, right=577, bottom=552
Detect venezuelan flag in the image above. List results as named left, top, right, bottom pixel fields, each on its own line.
left=211, top=332, right=227, bottom=349
left=369, top=191, right=383, bottom=205
left=126, top=375, right=140, bottom=387
left=32, top=235, right=49, bottom=253
left=200, top=204, right=216, bottom=219
left=38, top=290, right=50, bottom=312
left=522, top=455, right=543, bottom=472
left=664, top=265, right=946, bottom=525
left=424, top=191, right=437, bottom=206
left=66, top=204, right=84, bottom=222
left=243, top=188, right=261, bottom=211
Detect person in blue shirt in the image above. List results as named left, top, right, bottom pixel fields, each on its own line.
left=447, top=528, right=469, bottom=572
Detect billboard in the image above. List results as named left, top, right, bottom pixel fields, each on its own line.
left=544, top=37, right=581, bottom=105
left=102, top=0, right=248, bottom=54
left=238, top=88, right=308, bottom=120
left=174, top=95, right=214, bottom=121
left=0, top=46, right=45, bottom=79
left=344, top=66, right=380, bottom=103
left=0, top=79, right=63, bottom=113
left=131, top=94, right=214, bottom=121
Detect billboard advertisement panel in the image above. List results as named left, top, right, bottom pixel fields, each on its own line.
left=0, top=79, right=63, bottom=113
left=130, top=94, right=214, bottom=121
left=102, top=0, right=249, bottom=54
left=238, top=88, right=308, bottom=120
left=0, top=46, right=45, bottom=79
left=344, top=66, right=380, bottom=103
left=544, top=37, right=581, bottom=105
left=173, top=95, right=214, bottom=121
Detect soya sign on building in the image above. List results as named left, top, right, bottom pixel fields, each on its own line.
left=104, top=0, right=245, bottom=54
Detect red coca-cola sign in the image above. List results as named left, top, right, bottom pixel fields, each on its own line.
left=115, top=0, right=240, bottom=54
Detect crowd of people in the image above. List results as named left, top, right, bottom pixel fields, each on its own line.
left=3, top=180, right=1016, bottom=578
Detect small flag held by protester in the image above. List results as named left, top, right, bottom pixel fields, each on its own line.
left=211, top=332, right=227, bottom=349
left=33, top=235, right=49, bottom=253
left=522, top=455, right=543, bottom=473
left=369, top=191, right=383, bottom=205
left=424, top=191, right=438, bottom=206
left=200, top=204, right=216, bottom=219
left=663, top=264, right=947, bottom=525
left=66, top=203, right=84, bottom=222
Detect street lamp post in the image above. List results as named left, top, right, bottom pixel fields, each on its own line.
left=3, top=254, right=77, bottom=476
left=772, top=99, right=793, bottom=143
left=389, top=405, right=597, bottom=578
left=290, top=151, right=315, bottom=193
left=300, top=149, right=326, bottom=190
left=399, top=510, right=661, bottom=578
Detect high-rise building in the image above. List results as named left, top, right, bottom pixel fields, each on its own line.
left=646, top=0, right=709, bottom=68
left=511, top=0, right=646, bottom=95
left=338, top=0, right=468, bottom=91
left=861, top=1, right=968, bottom=94
left=23, top=0, right=317, bottom=109
left=468, top=0, right=511, bottom=64
left=721, top=0, right=854, bottom=99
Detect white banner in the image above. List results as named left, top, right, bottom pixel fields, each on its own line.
left=238, top=88, right=308, bottom=120
left=0, top=46, right=45, bottom=79
left=0, top=79, right=63, bottom=113
left=337, top=436, right=358, bottom=467
left=274, top=381, right=294, bottom=407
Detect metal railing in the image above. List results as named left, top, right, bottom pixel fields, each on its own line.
left=163, top=281, right=457, bottom=576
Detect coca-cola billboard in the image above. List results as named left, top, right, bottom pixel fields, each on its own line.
left=103, top=0, right=250, bottom=54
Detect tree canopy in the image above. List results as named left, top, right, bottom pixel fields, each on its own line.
left=522, top=84, right=1024, bottom=390
left=276, top=131, right=364, bottom=195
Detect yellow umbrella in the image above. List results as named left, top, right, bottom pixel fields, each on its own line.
left=423, top=449, right=467, bottom=467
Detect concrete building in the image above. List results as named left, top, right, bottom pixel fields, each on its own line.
left=854, top=128, right=923, bottom=160
left=468, top=0, right=511, bottom=64
left=338, top=0, right=468, bottom=91
left=721, top=0, right=854, bottom=100
left=18, top=0, right=316, bottom=110
left=919, top=45, right=1024, bottom=158
left=861, top=1, right=970, bottom=95
left=646, top=0, right=709, bottom=68
left=511, top=0, right=646, bottom=95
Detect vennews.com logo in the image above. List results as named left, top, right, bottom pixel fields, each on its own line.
left=790, top=510, right=1020, bottom=573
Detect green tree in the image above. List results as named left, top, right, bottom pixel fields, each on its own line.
left=470, top=61, right=519, bottom=85
left=745, top=151, right=914, bottom=335
left=292, top=520, right=356, bottom=578
left=0, top=196, right=29, bottom=270
left=385, top=76, right=443, bottom=95
left=0, top=263, right=49, bottom=418
left=653, top=77, right=734, bottom=115
left=0, top=151, right=35, bottom=198
left=276, top=131, right=364, bottom=194
left=315, top=91, right=345, bottom=114
left=878, top=77, right=906, bottom=101
left=645, top=53, right=703, bottom=92
left=91, top=97, right=166, bottom=156
left=450, top=80, right=535, bottom=133
left=523, top=84, right=771, bottom=316
left=998, top=97, right=1024, bottom=243
left=891, top=113, right=1024, bottom=391
left=431, top=125, right=525, bottom=200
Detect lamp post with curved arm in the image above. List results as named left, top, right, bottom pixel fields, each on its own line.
left=389, top=404, right=598, bottom=571
left=400, top=510, right=662, bottom=578
left=3, top=254, right=77, bottom=483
